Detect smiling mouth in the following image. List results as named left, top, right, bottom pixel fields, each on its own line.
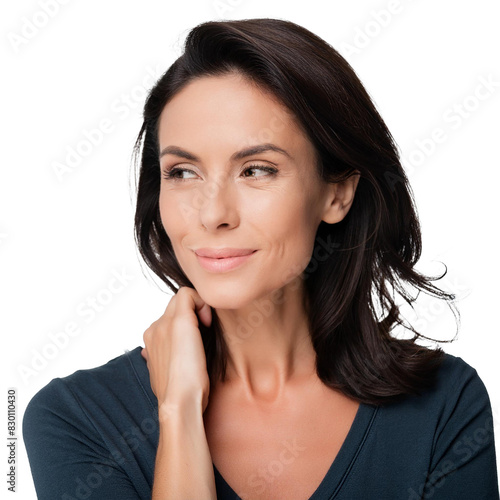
left=195, top=250, right=257, bottom=272
left=194, top=248, right=257, bottom=259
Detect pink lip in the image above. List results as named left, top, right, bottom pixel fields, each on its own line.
left=194, top=248, right=256, bottom=258
left=194, top=249, right=257, bottom=273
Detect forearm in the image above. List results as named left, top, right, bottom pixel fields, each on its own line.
left=152, top=395, right=217, bottom=500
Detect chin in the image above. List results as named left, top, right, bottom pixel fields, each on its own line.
left=200, top=290, right=252, bottom=311
left=192, top=280, right=259, bottom=311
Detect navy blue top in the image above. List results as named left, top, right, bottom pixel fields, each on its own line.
left=23, top=346, right=499, bottom=499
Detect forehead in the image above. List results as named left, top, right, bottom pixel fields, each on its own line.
left=157, top=73, right=312, bottom=154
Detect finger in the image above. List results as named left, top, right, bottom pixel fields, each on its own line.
left=141, top=347, right=148, bottom=361
left=198, top=302, right=212, bottom=328
left=177, top=287, right=212, bottom=328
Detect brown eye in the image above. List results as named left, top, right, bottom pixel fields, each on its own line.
left=162, top=165, right=278, bottom=182
left=242, top=165, right=278, bottom=179
left=162, top=167, right=197, bottom=181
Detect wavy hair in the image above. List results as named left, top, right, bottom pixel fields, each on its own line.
left=132, top=18, right=458, bottom=405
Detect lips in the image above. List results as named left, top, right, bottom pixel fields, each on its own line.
left=194, top=248, right=256, bottom=259
left=195, top=249, right=257, bottom=273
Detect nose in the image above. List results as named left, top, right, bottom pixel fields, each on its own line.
left=198, top=173, right=239, bottom=231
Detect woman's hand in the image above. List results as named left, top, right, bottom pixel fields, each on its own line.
left=141, top=286, right=213, bottom=414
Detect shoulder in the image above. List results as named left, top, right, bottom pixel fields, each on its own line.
left=23, top=346, right=150, bottom=436
left=435, top=350, right=481, bottom=384
left=22, top=347, right=158, bottom=499
left=428, top=350, right=491, bottom=410
left=412, top=352, right=498, bottom=489
left=376, top=350, right=493, bottom=426
left=377, top=350, right=494, bottom=444
left=431, top=351, right=494, bottom=436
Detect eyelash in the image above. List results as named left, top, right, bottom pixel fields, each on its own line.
left=162, top=164, right=278, bottom=182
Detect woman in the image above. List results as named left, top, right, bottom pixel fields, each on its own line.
left=23, top=18, right=499, bottom=499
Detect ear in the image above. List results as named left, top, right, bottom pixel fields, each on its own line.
left=321, top=171, right=360, bottom=224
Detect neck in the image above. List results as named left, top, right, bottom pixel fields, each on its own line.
left=214, top=281, right=317, bottom=404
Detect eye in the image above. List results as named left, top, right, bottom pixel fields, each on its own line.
left=242, top=165, right=279, bottom=179
left=162, top=167, right=197, bottom=181
left=162, top=164, right=278, bottom=182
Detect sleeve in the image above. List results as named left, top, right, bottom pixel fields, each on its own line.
left=421, top=362, right=499, bottom=499
left=22, top=378, right=141, bottom=500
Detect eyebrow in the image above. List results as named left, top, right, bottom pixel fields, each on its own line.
left=158, top=143, right=292, bottom=162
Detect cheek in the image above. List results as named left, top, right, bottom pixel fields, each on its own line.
left=159, top=195, right=175, bottom=239
left=160, top=184, right=216, bottom=232
left=257, top=191, right=319, bottom=278
left=159, top=187, right=192, bottom=232
left=158, top=191, right=187, bottom=256
left=158, top=195, right=195, bottom=281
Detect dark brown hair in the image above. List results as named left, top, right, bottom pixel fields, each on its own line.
left=132, top=18, right=458, bottom=406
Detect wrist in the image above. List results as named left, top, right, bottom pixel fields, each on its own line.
left=158, top=392, right=204, bottom=423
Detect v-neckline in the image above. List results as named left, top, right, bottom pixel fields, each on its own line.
left=129, top=346, right=379, bottom=499
left=212, top=403, right=378, bottom=500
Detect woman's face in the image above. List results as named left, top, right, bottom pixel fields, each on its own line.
left=157, top=72, right=333, bottom=309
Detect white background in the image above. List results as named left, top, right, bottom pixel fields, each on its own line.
left=2, top=0, right=499, bottom=498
